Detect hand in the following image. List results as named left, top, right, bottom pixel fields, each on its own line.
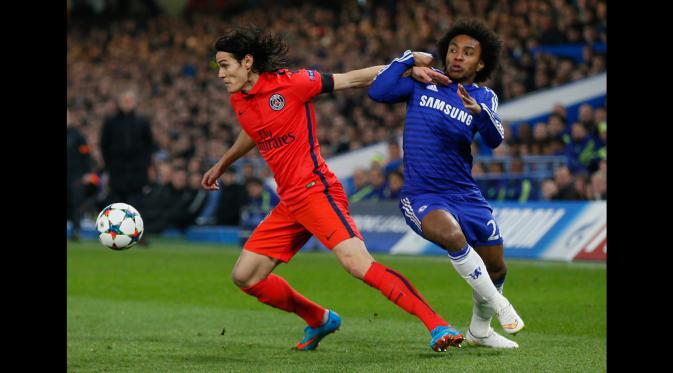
left=457, top=83, right=481, bottom=115
left=410, top=66, right=451, bottom=86
left=201, top=163, right=225, bottom=190
left=412, top=51, right=434, bottom=67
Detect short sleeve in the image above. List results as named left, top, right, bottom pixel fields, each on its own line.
left=286, top=69, right=332, bottom=102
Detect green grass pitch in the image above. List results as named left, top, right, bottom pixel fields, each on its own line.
left=67, top=239, right=606, bottom=372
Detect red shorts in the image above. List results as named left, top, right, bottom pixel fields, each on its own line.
left=243, top=184, right=363, bottom=263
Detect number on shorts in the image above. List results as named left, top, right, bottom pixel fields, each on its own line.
left=487, top=219, right=500, bottom=241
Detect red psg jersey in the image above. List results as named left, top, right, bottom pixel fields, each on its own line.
left=230, top=69, right=338, bottom=203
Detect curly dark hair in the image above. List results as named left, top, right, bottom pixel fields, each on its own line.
left=436, top=19, right=502, bottom=83
left=214, top=26, right=289, bottom=73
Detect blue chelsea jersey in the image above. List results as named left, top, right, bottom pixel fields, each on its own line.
left=403, top=82, right=489, bottom=196
left=368, top=50, right=504, bottom=197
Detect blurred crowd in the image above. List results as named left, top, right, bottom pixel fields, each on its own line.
left=67, top=0, right=606, bottom=236
left=473, top=101, right=606, bottom=201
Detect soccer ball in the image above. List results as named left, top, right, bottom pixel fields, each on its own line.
left=95, top=202, right=144, bottom=250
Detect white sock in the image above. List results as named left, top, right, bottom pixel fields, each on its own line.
left=470, top=283, right=504, bottom=337
left=448, top=244, right=507, bottom=313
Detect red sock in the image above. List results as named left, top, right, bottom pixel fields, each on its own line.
left=363, top=262, right=448, bottom=332
left=242, top=274, right=326, bottom=328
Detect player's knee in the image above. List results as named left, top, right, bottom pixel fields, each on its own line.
left=334, top=239, right=374, bottom=279
left=231, top=268, right=255, bottom=288
left=337, top=252, right=372, bottom=279
left=437, top=230, right=467, bottom=252
left=488, top=262, right=507, bottom=282
left=340, top=257, right=371, bottom=279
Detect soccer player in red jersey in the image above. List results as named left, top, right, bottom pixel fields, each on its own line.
left=201, top=27, right=461, bottom=352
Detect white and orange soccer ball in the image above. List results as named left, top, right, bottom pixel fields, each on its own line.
left=95, top=203, right=144, bottom=250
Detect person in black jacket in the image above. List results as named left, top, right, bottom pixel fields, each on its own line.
left=164, top=168, right=201, bottom=232
left=100, top=90, right=155, bottom=214
left=67, top=110, right=92, bottom=240
left=214, top=168, right=247, bottom=226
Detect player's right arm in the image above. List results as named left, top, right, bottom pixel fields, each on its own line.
left=286, top=55, right=446, bottom=102
left=368, top=50, right=449, bottom=103
left=329, top=51, right=438, bottom=91
left=201, top=130, right=256, bottom=190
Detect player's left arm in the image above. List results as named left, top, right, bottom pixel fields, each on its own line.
left=457, top=83, right=504, bottom=148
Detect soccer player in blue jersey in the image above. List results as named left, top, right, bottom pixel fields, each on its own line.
left=368, top=19, right=524, bottom=348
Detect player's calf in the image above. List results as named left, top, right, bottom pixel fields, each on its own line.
left=335, top=237, right=463, bottom=350
left=241, top=273, right=327, bottom=328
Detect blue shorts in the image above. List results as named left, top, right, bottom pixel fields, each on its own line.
left=399, top=192, right=504, bottom=247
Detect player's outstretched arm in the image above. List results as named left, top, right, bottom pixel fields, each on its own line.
left=331, top=51, right=443, bottom=91
left=332, top=65, right=386, bottom=91
left=201, top=130, right=256, bottom=190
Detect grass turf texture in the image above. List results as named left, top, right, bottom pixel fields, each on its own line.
left=68, top=239, right=606, bottom=372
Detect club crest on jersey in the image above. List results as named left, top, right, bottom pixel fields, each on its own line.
left=269, top=94, right=285, bottom=111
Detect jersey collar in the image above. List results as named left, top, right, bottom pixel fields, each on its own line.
left=241, top=72, right=268, bottom=96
